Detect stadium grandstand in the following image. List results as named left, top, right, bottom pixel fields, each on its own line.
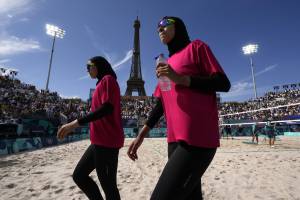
left=1, top=73, right=300, bottom=155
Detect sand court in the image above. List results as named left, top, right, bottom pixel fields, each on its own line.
left=1, top=137, right=300, bottom=200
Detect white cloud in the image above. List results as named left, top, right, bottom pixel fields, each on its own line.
left=0, top=59, right=10, bottom=64
left=0, top=36, right=40, bottom=56
left=84, top=25, right=134, bottom=68
left=19, top=17, right=29, bottom=22
left=78, top=75, right=89, bottom=80
left=0, top=0, right=34, bottom=27
left=80, top=25, right=133, bottom=80
left=222, top=81, right=253, bottom=98
left=223, top=64, right=278, bottom=100
left=237, top=64, right=278, bottom=83
left=0, top=0, right=40, bottom=57
left=84, top=25, right=111, bottom=59
left=78, top=50, right=133, bottom=80
left=0, top=0, right=33, bottom=15
left=231, top=82, right=252, bottom=93
left=255, top=64, right=277, bottom=77
left=221, top=79, right=275, bottom=102
left=112, top=50, right=133, bottom=70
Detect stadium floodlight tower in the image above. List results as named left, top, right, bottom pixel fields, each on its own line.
left=45, top=24, right=65, bottom=91
left=242, top=44, right=258, bottom=99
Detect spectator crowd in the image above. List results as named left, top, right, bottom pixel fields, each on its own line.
left=0, top=75, right=88, bottom=125
left=1, top=74, right=300, bottom=126
left=219, top=90, right=300, bottom=121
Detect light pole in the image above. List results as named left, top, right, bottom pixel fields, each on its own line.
left=45, top=24, right=65, bottom=91
left=242, top=44, right=258, bottom=99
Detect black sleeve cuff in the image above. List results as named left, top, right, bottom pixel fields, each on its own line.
left=77, top=102, right=114, bottom=125
left=189, top=72, right=231, bottom=92
left=145, top=98, right=164, bottom=129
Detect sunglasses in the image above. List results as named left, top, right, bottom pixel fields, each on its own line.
left=86, top=63, right=96, bottom=71
left=158, top=18, right=175, bottom=28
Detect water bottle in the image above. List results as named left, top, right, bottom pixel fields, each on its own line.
left=156, top=54, right=171, bottom=91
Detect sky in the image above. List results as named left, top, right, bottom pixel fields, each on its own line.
left=0, top=0, right=300, bottom=102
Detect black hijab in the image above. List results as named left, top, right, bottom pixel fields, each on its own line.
left=89, top=56, right=117, bottom=85
left=161, top=16, right=191, bottom=57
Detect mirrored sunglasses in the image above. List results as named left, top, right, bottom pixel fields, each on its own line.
left=86, top=63, right=96, bottom=71
left=158, top=18, right=175, bottom=28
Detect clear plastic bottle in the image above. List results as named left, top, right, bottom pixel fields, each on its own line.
left=156, top=54, right=171, bottom=91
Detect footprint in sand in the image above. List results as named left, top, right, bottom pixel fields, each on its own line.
left=51, top=185, right=59, bottom=189
left=125, top=174, right=131, bottom=178
left=42, top=185, right=50, bottom=190
left=0, top=173, right=9, bottom=179
left=6, top=183, right=16, bottom=189
left=131, top=187, right=139, bottom=192
left=31, top=193, right=38, bottom=197
left=32, top=171, right=44, bottom=174
left=55, top=189, right=64, bottom=194
left=77, top=190, right=84, bottom=194
left=69, top=185, right=76, bottom=190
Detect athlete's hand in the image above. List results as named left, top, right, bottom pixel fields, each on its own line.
left=156, top=63, right=190, bottom=86
left=57, top=119, right=79, bottom=140
left=127, top=136, right=144, bottom=161
left=156, top=63, right=176, bottom=79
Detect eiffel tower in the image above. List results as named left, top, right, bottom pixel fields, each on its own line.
left=125, top=17, right=146, bottom=96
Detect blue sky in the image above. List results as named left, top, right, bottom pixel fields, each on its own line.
left=0, top=0, right=299, bottom=102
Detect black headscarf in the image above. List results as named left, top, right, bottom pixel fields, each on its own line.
left=89, top=56, right=117, bottom=84
left=161, top=16, right=191, bottom=57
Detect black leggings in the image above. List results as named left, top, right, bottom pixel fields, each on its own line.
left=150, top=141, right=216, bottom=200
left=72, top=144, right=120, bottom=200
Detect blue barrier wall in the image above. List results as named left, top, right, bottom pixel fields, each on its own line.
left=0, top=127, right=167, bottom=155
left=284, top=132, right=300, bottom=136
left=2, top=125, right=298, bottom=156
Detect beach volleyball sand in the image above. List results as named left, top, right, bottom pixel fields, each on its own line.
left=1, top=137, right=300, bottom=200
